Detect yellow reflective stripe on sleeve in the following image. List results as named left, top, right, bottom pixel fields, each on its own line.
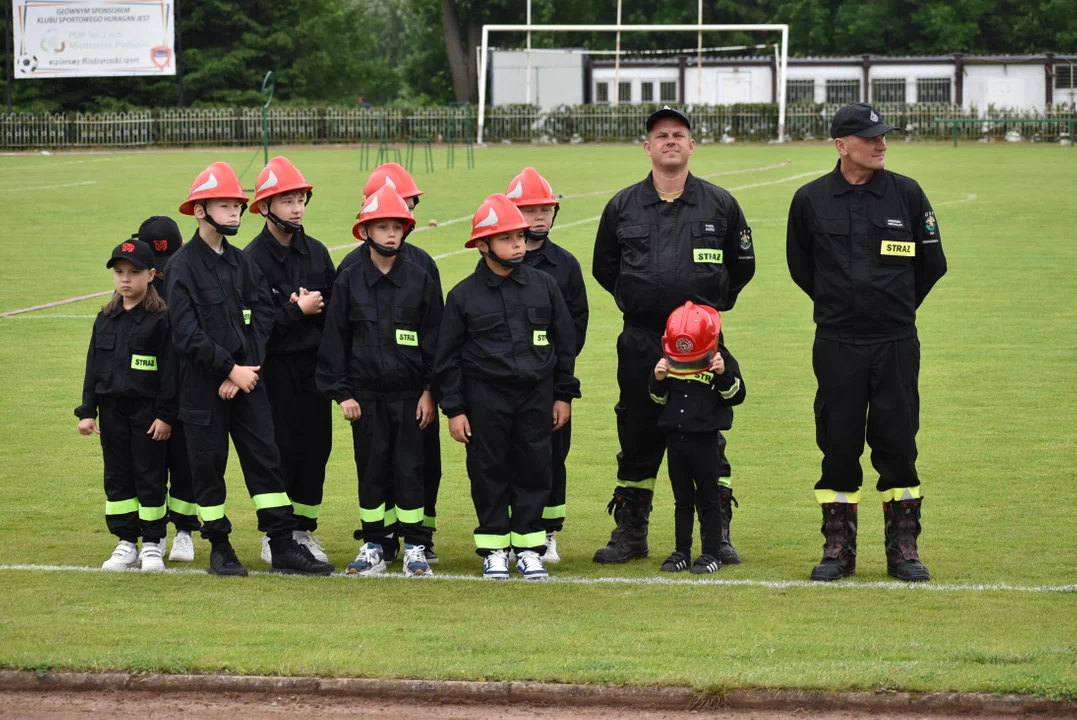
left=396, top=329, right=418, bottom=346
left=242, top=309, right=252, bottom=325
left=474, top=533, right=510, bottom=550
left=879, top=486, right=922, bottom=502
left=881, top=240, right=915, bottom=256
left=618, top=478, right=656, bottom=491
left=198, top=504, right=226, bottom=522
left=422, top=515, right=437, bottom=530
left=511, top=530, right=546, bottom=548
left=542, top=504, right=566, bottom=520
left=359, top=503, right=386, bottom=523
left=130, top=354, right=158, bottom=371
left=718, top=477, right=733, bottom=489
left=138, top=504, right=167, bottom=521
left=649, top=391, right=668, bottom=405
left=395, top=506, right=424, bottom=524
left=815, top=489, right=861, bottom=504
left=384, top=506, right=398, bottom=526
left=693, top=248, right=724, bottom=263
left=168, top=497, right=198, bottom=516
left=105, top=498, right=139, bottom=515
left=534, top=330, right=549, bottom=346
left=251, top=492, right=290, bottom=510
left=290, top=500, right=320, bottom=519
left=719, top=377, right=742, bottom=399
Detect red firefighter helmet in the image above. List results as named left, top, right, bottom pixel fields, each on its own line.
left=179, top=162, right=249, bottom=215
left=466, top=193, right=530, bottom=248
left=662, top=301, right=721, bottom=376
left=363, top=162, right=423, bottom=204
left=249, top=156, right=313, bottom=215
left=351, top=185, right=416, bottom=240
left=505, top=167, right=558, bottom=207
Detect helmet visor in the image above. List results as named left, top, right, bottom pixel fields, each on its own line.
left=665, top=350, right=714, bottom=377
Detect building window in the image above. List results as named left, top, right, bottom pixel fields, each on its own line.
left=917, top=77, right=952, bottom=103
left=618, top=81, right=632, bottom=103
left=660, top=81, right=677, bottom=102
left=826, top=79, right=860, bottom=105
left=641, top=82, right=654, bottom=102
left=787, top=79, right=815, bottom=103
left=871, top=78, right=907, bottom=103
left=595, top=82, right=609, bottom=104
left=1056, top=64, right=1076, bottom=89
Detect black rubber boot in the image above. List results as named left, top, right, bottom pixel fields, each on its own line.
left=208, top=543, right=248, bottom=577
left=884, top=498, right=930, bottom=582
left=717, top=486, right=741, bottom=565
left=810, top=502, right=857, bottom=581
left=592, top=487, right=652, bottom=564
left=272, top=543, right=335, bottom=576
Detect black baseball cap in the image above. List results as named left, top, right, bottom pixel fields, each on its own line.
left=137, top=216, right=183, bottom=259
left=830, top=103, right=896, bottom=139
left=646, top=105, right=691, bottom=133
left=106, top=239, right=155, bottom=270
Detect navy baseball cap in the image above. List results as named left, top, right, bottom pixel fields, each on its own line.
left=106, top=239, right=155, bottom=270
left=830, top=103, right=896, bottom=139
left=646, top=105, right=691, bottom=133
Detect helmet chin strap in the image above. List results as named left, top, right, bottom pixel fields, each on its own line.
left=263, top=193, right=311, bottom=235
left=523, top=205, right=559, bottom=243
left=367, top=226, right=412, bottom=258
left=482, top=246, right=524, bottom=270
left=200, top=201, right=244, bottom=237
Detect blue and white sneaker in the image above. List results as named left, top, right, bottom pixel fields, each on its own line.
left=482, top=549, right=510, bottom=580
left=515, top=550, right=549, bottom=581
left=403, top=544, right=432, bottom=577
left=346, top=542, right=385, bottom=576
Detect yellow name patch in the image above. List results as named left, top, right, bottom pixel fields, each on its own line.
left=694, top=249, right=724, bottom=264
left=131, top=354, right=157, bottom=371
left=684, top=371, right=713, bottom=385
left=242, top=309, right=252, bottom=325
left=396, top=329, right=418, bottom=346
left=881, top=241, right=915, bottom=257
left=534, top=330, right=549, bottom=346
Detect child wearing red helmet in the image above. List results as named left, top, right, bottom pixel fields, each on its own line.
left=434, top=194, right=580, bottom=581
left=649, top=302, right=746, bottom=574
left=316, top=185, right=443, bottom=578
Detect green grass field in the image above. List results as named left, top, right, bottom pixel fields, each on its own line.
left=1, top=142, right=1075, bottom=699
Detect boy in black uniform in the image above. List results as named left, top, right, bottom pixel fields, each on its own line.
left=317, top=185, right=442, bottom=578
left=649, top=302, right=746, bottom=574
left=137, top=215, right=200, bottom=562
left=166, top=161, right=334, bottom=577
left=243, top=156, right=336, bottom=565
left=504, top=167, right=588, bottom=563
left=435, top=194, right=580, bottom=581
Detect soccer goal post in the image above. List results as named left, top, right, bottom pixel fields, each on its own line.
left=477, top=23, right=790, bottom=144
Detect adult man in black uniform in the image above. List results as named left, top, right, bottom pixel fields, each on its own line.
left=786, top=103, right=947, bottom=583
left=592, top=106, right=756, bottom=565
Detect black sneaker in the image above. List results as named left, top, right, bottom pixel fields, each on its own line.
left=272, top=544, right=335, bottom=576
left=424, top=547, right=439, bottom=565
left=208, top=544, right=248, bottom=577
left=660, top=551, right=691, bottom=573
left=690, top=554, right=722, bottom=574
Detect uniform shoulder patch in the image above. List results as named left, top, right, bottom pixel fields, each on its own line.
left=924, top=211, right=938, bottom=236
left=738, top=227, right=752, bottom=251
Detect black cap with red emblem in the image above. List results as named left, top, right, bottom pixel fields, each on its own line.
left=136, top=215, right=183, bottom=273
left=106, top=239, right=155, bottom=271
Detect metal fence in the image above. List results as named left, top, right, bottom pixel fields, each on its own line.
left=2, top=104, right=1074, bottom=148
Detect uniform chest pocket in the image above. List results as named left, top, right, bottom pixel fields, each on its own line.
left=811, top=217, right=851, bottom=269
left=873, top=217, right=915, bottom=267
left=467, top=312, right=509, bottom=350
left=690, top=220, right=726, bottom=272
left=349, top=305, right=378, bottom=323
left=616, top=223, right=650, bottom=273
left=195, top=288, right=228, bottom=329
left=303, top=271, right=327, bottom=290
left=393, top=306, right=421, bottom=347
left=239, top=290, right=258, bottom=326
left=527, top=306, right=551, bottom=346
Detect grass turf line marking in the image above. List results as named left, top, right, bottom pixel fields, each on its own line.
left=0, top=563, right=1074, bottom=593
left=4, top=180, right=97, bottom=192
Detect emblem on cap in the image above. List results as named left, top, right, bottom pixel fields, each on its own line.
left=121, top=242, right=136, bottom=253
left=675, top=337, right=694, bottom=353
left=870, top=110, right=879, bottom=122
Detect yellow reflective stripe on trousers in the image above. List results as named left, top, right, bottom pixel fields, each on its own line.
left=168, top=496, right=198, bottom=516
left=719, top=377, right=742, bottom=400
left=878, top=486, right=922, bottom=502
left=360, top=503, right=386, bottom=523
left=105, top=498, right=139, bottom=515
left=198, top=504, right=226, bottom=522
left=474, top=533, right=510, bottom=550
left=290, top=499, right=320, bottom=519
left=815, top=489, right=861, bottom=504
left=618, top=478, right=656, bottom=492
left=649, top=391, right=668, bottom=405
left=384, top=506, right=398, bottom=526
left=542, top=504, right=566, bottom=520
left=510, top=530, right=545, bottom=548
left=138, top=504, right=167, bottom=521
left=422, top=515, right=437, bottom=530
left=251, top=492, right=290, bottom=510
left=395, top=506, right=424, bottom=524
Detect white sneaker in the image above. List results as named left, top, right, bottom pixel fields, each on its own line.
left=293, top=530, right=328, bottom=563
left=261, top=534, right=273, bottom=564
left=543, top=532, right=560, bottom=564
left=139, top=540, right=166, bottom=572
left=168, top=530, right=195, bottom=562
left=403, top=544, right=432, bottom=577
left=102, top=540, right=139, bottom=571
left=346, top=542, right=386, bottom=576
left=516, top=550, right=549, bottom=581
left=483, top=549, right=510, bottom=580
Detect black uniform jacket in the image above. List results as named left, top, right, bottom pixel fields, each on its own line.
left=523, top=236, right=589, bottom=356
left=593, top=172, right=756, bottom=333
left=339, top=240, right=442, bottom=297
left=316, top=251, right=443, bottom=404
left=786, top=161, right=948, bottom=343
left=243, top=225, right=337, bottom=356
left=165, top=231, right=274, bottom=380
left=75, top=302, right=177, bottom=424
left=648, top=344, right=745, bottom=434
left=435, top=261, right=581, bottom=418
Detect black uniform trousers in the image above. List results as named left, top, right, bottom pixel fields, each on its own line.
left=262, top=352, right=332, bottom=532
left=181, top=366, right=296, bottom=546
left=465, top=376, right=553, bottom=556
left=351, top=396, right=425, bottom=547
left=716, top=431, right=732, bottom=484
left=813, top=336, right=920, bottom=493
left=666, top=431, right=723, bottom=557
left=99, top=397, right=168, bottom=543
left=615, top=325, right=666, bottom=484
left=165, top=421, right=200, bottom=532
left=419, top=419, right=442, bottom=545
left=542, top=420, right=570, bottom=532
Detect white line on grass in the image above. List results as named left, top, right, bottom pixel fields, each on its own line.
left=934, top=192, right=977, bottom=206
left=0, top=314, right=97, bottom=319
left=0, top=563, right=1073, bottom=593
left=5, top=180, right=97, bottom=192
